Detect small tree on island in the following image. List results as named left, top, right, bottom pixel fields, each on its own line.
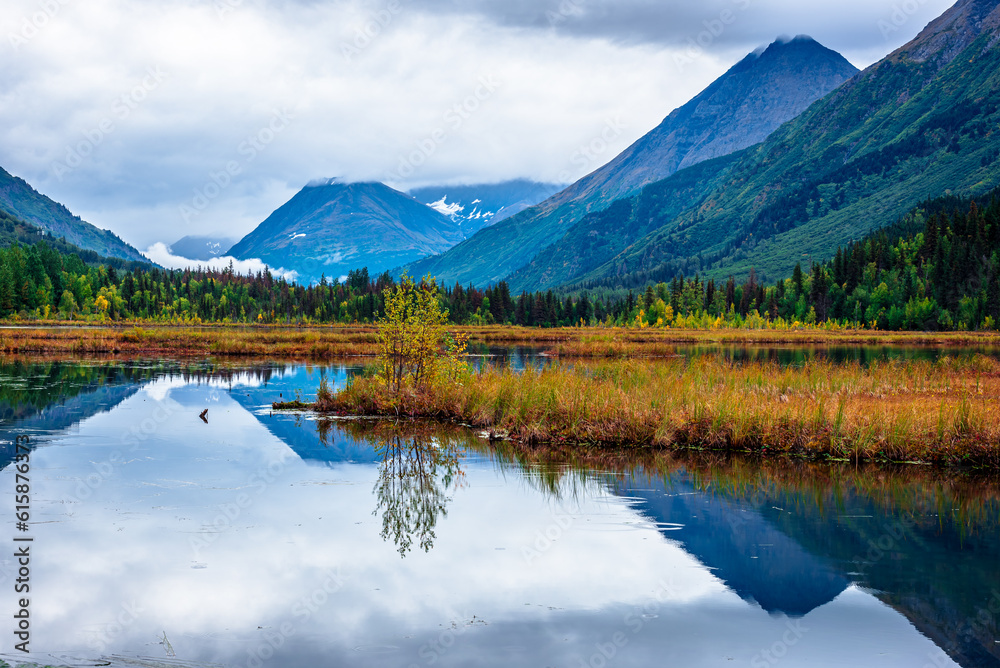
left=376, top=275, right=468, bottom=395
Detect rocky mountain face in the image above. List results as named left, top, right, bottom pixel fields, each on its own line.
left=894, top=0, right=1000, bottom=64
left=403, top=36, right=859, bottom=288
left=0, top=166, right=148, bottom=263
left=228, top=180, right=463, bottom=283
left=409, top=179, right=564, bottom=237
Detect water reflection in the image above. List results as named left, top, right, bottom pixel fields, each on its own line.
left=1, top=360, right=998, bottom=667
left=675, top=344, right=1000, bottom=367
left=471, top=341, right=1000, bottom=368
left=466, top=345, right=553, bottom=371
left=0, top=360, right=164, bottom=467
left=374, top=431, right=463, bottom=556
left=489, top=442, right=1000, bottom=667
left=319, top=421, right=466, bottom=556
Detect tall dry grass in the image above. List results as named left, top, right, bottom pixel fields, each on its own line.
left=3, top=323, right=1000, bottom=359
left=320, top=355, right=1000, bottom=469
left=0, top=325, right=380, bottom=358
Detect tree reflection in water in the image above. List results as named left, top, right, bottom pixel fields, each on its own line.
left=318, top=419, right=466, bottom=557
left=314, top=419, right=1000, bottom=666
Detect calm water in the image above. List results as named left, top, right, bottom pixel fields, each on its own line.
left=1, top=359, right=999, bottom=667
left=468, top=343, right=1000, bottom=369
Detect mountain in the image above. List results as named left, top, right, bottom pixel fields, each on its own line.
left=228, top=180, right=463, bottom=283
left=1, top=207, right=153, bottom=274
left=403, top=36, right=859, bottom=288
left=0, top=166, right=148, bottom=263
left=548, top=0, right=1000, bottom=290
left=408, top=179, right=564, bottom=237
left=558, top=36, right=858, bottom=206
left=169, top=235, right=237, bottom=261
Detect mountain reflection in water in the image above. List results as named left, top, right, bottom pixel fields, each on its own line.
left=0, top=360, right=997, bottom=667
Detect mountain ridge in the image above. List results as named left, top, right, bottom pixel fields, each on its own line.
left=402, top=35, right=859, bottom=288
left=169, top=236, right=238, bottom=261
left=562, top=0, right=1000, bottom=289
left=0, top=166, right=148, bottom=264
left=409, top=179, right=564, bottom=237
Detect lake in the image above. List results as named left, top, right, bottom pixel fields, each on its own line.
left=466, top=342, right=1000, bottom=368
left=1, top=359, right=998, bottom=667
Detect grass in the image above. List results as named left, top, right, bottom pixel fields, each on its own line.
left=2, top=323, right=1000, bottom=360
left=305, top=355, right=1000, bottom=470
left=315, top=417, right=1000, bottom=529
left=0, top=324, right=379, bottom=359
left=7, top=321, right=1000, bottom=470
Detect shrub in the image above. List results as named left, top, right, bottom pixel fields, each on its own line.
left=375, top=275, right=468, bottom=395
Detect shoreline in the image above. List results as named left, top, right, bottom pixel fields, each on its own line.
left=277, top=356, right=1000, bottom=471
left=3, top=323, right=1000, bottom=360
left=278, top=405, right=1000, bottom=471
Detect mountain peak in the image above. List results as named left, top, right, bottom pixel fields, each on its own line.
left=409, top=179, right=565, bottom=234
left=305, top=177, right=339, bottom=188
left=773, top=34, right=814, bottom=45
left=404, top=37, right=859, bottom=289
left=611, top=35, right=858, bottom=185
left=753, top=34, right=849, bottom=65
left=169, top=235, right=237, bottom=261
left=228, top=180, right=463, bottom=284
left=746, top=35, right=819, bottom=60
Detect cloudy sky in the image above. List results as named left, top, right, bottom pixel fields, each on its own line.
left=1, top=0, right=955, bottom=256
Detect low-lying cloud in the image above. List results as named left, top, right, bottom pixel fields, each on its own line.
left=143, top=243, right=299, bottom=283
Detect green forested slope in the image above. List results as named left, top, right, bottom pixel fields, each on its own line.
left=403, top=37, right=858, bottom=288
left=506, top=151, right=745, bottom=292
left=0, top=166, right=148, bottom=263
left=570, top=0, right=1000, bottom=289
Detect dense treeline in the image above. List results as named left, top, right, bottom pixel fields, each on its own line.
left=526, top=190, right=1000, bottom=331
left=0, top=244, right=376, bottom=322
left=0, top=210, right=149, bottom=273
left=483, top=191, right=1000, bottom=331
left=0, top=243, right=521, bottom=325
left=0, top=191, right=998, bottom=330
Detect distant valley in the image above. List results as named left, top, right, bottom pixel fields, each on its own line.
left=168, top=236, right=238, bottom=262
left=409, top=180, right=565, bottom=236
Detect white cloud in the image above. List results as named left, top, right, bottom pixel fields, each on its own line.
left=143, top=242, right=299, bottom=282
left=0, top=0, right=956, bottom=252
left=142, top=377, right=188, bottom=404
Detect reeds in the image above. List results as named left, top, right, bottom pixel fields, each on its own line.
left=316, top=355, right=1000, bottom=470
left=0, top=325, right=381, bottom=359
left=2, top=324, right=1000, bottom=360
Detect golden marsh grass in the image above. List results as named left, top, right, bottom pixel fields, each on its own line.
left=318, top=355, right=1000, bottom=469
